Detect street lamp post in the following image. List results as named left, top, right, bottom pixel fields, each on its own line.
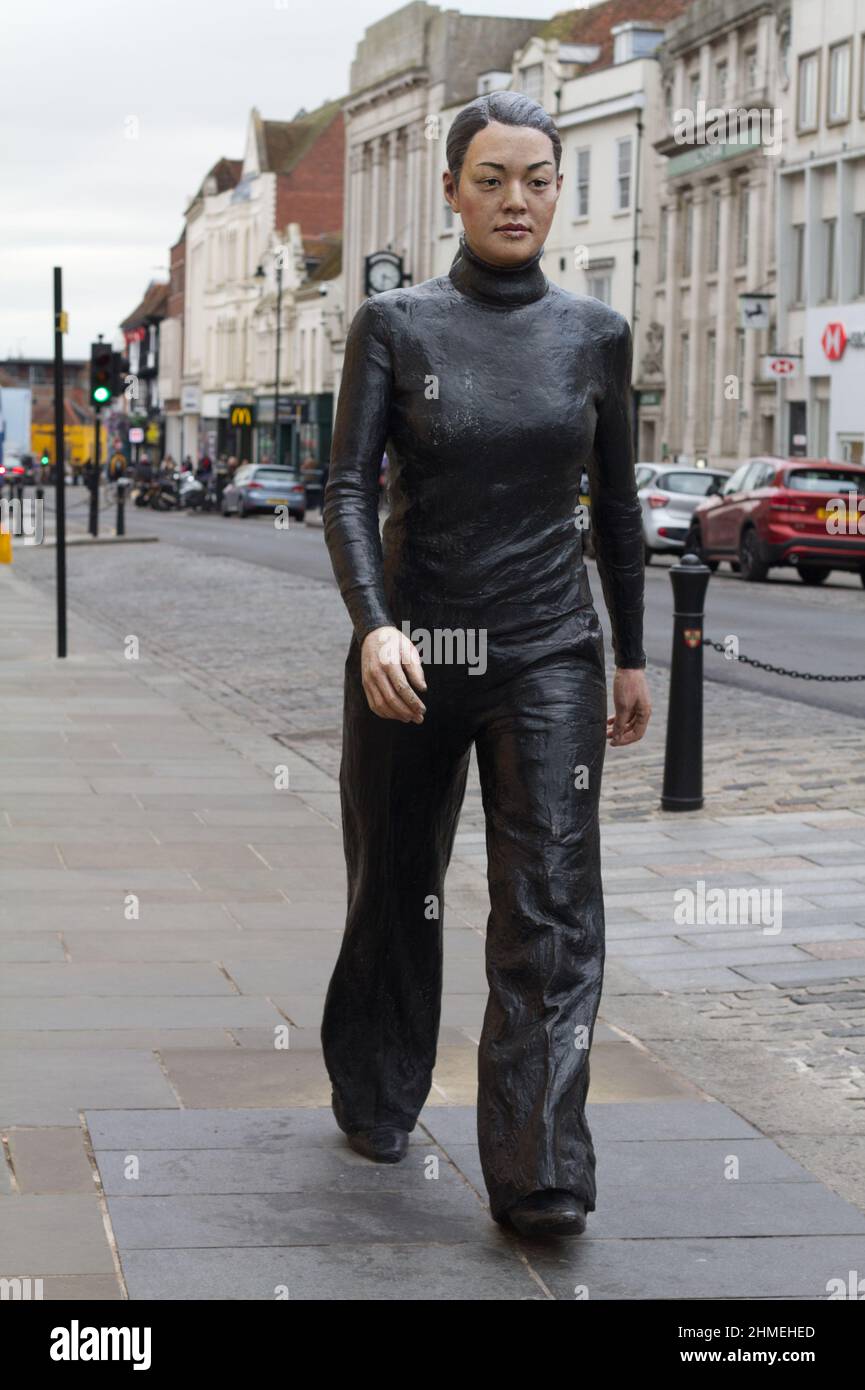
left=256, top=251, right=284, bottom=468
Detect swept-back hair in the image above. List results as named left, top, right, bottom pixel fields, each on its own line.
left=446, top=91, right=562, bottom=185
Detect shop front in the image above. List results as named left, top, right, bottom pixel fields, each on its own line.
left=802, top=307, right=865, bottom=464
left=254, top=393, right=333, bottom=477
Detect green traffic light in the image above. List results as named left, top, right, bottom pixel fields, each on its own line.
left=41, top=454, right=49, bottom=465
left=93, top=385, right=111, bottom=404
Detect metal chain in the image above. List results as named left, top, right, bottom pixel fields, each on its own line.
left=702, top=638, right=865, bottom=682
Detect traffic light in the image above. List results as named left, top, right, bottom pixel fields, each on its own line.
left=40, top=451, right=50, bottom=467
left=90, top=341, right=112, bottom=407
left=110, top=351, right=130, bottom=400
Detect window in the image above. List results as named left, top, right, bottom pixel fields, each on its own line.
left=575, top=148, right=590, bottom=218
left=657, top=470, right=727, bottom=495
left=715, top=59, right=728, bottom=103
left=688, top=70, right=700, bottom=109
left=683, top=199, right=693, bottom=277
left=658, top=206, right=668, bottom=279
left=792, top=223, right=805, bottom=302
left=828, top=40, right=851, bottom=122
left=786, top=467, right=862, bottom=492
left=736, top=183, right=749, bottom=266
left=443, top=199, right=454, bottom=231
left=744, top=45, right=758, bottom=92
left=823, top=218, right=837, bottom=299
left=797, top=52, right=819, bottom=130
left=735, top=330, right=746, bottom=407
left=706, top=331, right=717, bottom=428
left=708, top=189, right=721, bottom=273
left=723, top=462, right=752, bottom=494
left=857, top=213, right=865, bottom=297
left=616, top=137, right=632, bottom=211
left=635, top=465, right=657, bottom=488
left=522, top=64, right=543, bottom=102
left=587, top=273, right=611, bottom=303
left=861, top=35, right=865, bottom=117
left=681, top=333, right=690, bottom=422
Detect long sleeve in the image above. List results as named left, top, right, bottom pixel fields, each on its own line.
left=586, top=314, right=646, bottom=670
left=323, top=296, right=396, bottom=643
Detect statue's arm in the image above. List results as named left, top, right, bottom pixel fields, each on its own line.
left=323, top=297, right=396, bottom=642
left=585, top=313, right=647, bottom=670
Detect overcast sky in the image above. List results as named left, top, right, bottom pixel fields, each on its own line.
left=1, top=0, right=559, bottom=360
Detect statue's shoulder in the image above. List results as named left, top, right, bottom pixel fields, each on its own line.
left=547, top=282, right=629, bottom=340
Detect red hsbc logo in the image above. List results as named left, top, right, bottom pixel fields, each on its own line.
left=769, top=357, right=795, bottom=376
left=822, top=322, right=847, bottom=360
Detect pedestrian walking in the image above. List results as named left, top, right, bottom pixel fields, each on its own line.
left=321, top=91, right=651, bottom=1239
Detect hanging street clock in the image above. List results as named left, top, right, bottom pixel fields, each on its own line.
left=365, top=250, right=404, bottom=296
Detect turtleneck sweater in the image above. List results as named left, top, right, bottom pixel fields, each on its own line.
left=324, top=232, right=646, bottom=670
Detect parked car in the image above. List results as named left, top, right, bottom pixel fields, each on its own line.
left=637, top=465, right=730, bottom=562
left=0, top=454, right=30, bottom=489
left=686, top=457, right=865, bottom=584
left=221, top=464, right=306, bottom=520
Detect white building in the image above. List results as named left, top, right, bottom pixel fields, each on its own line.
left=777, top=0, right=865, bottom=463
left=652, top=0, right=789, bottom=470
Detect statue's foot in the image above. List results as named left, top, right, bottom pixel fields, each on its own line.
left=346, top=1126, right=409, bottom=1164
left=504, top=1189, right=587, bottom=1237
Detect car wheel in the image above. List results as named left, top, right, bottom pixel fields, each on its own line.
left=798, top=564, right=829, bottom=585
left=237, top=497, right=246, bottom=518
left=685, top=522, right=719, bottom=572
left=644, top=543, right=653, bottom=565
left=738, top=527, right=769, bottom=582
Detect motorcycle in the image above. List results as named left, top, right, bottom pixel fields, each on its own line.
left=132, top=479, right=160, bottom=508
left=151, top=471, right=183, bottom=510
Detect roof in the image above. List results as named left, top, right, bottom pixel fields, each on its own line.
left=120, top=281, right=170, bottom=332
left=256, top=98, right=343, bottom=174
left=542, top=0, right=688, bottom=73
left=304, top=234, right=342, bottom=283
left=197, top=156, right=243, bottom=198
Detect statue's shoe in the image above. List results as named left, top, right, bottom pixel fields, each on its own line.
left=505, top=1190, right=587, bottom=1237
left=346, top=1126, right=409, bottom=1164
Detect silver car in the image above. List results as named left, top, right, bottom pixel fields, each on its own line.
left=638, top=465, right=729, bottom=562
left=221, top=464, right=306, bottom=520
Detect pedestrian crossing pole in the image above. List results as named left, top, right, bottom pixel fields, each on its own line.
left=53, top=267, right=68, bottom=658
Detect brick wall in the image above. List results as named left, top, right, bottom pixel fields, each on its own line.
left=275, top=110, right=345, bottom=239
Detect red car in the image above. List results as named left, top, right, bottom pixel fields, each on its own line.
left=686, top=457, right=865, bottom=585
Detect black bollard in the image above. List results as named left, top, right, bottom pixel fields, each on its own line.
left=115, top=476, right=129, bottom=536
left=661, top=552, right=712, bottom=812
left=88, top=471, right=99, bottom=538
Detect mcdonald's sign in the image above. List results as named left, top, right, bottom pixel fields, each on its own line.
left=230, top=404, right=254, bottom=427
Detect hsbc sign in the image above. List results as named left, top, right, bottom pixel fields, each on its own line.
left=821, top=321, right=865, bottom=360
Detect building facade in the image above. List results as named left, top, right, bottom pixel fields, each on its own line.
left=649, top=0, right=789, bottom=470
left=777, top=0, right=865, bottom=463
left=180, top=101, right=344, bottom=466
left=340, top=0, right=542, bottom=343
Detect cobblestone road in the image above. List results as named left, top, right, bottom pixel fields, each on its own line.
left=15, top=538, right=865, bottom=823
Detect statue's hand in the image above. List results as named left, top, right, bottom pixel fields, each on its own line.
left=360, top=627, right=427, bottom=724
left=606, top=668, right=652, bottom=747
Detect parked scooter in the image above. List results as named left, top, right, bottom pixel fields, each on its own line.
left=132, top=479, right=161, bottom=508
left=151, top=471, right=183, bottom=510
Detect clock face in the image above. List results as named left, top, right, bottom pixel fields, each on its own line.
left=368, top=256, right=402, bottom=293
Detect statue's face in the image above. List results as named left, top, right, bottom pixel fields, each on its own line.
left=443, top=121, right=562, bottom=267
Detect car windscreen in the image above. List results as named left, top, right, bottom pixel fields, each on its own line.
left=785, top=469, right=864, bottom=493
left=253, top=470, right=297, bottom=483
left=656, top=472, right=728, bottom=495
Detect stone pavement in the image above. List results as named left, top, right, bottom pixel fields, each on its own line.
left=13, top=535, right=865, bottom=820
left=1, top=566, right=865, bottom=1300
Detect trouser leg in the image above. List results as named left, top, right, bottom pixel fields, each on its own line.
left=321, top=636, right=471, bottom=1133
left=473, top=646, right=608, bottom=1220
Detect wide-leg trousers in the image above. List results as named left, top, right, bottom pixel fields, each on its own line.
left=320, top=612, right=609, bottom=1221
